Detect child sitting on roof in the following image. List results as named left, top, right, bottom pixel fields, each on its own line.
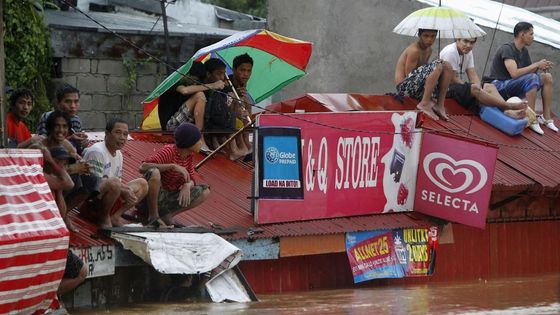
left=160, top=61, right=225, bottom=154
left=139, top=123, right=210, bottom=227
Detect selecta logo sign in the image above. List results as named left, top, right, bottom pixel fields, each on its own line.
left=423, top=152, right=487, bottom=195
left=414, top=133, right=498, bottom=229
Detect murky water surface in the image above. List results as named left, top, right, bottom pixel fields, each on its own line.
left=74, top=274, right=560, bottom=315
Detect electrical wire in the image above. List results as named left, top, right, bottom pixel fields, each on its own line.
left=56, top=0, right=560, bottom=153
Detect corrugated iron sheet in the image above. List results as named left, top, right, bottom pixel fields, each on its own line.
left=276, top=93, right=560, bottom=194
left=71, top=92, right=559, bottom=246
left=116, top=138, right=432, bottom=241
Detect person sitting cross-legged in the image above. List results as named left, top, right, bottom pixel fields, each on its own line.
left=138, top=123, right=210, bottom=227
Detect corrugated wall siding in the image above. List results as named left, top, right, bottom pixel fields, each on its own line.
left=239, top=221, right=560, bottom=293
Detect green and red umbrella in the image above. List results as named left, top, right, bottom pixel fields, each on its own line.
left=141, top=29, right=313, bottom=130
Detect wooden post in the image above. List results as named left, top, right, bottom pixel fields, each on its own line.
left=160, top=0, right=171, bottom=74
left=0, top=1, right=6, bottom=148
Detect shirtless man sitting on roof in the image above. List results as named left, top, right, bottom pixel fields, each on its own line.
left=395, top=28, right=453, bottom=120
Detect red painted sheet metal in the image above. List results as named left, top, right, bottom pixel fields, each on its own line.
left=0, top=150, right=68, bottom=314
left=271, top=93, right=560, bottom=193
left=68, top=209, right=113, bottom=248
left=84, top=139, right=433, bottom=241
left=240, top=220, right=560, bottom=293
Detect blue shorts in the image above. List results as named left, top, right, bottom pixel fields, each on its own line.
left=492, top=73, right=541, bottom=100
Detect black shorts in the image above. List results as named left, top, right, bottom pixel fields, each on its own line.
left=447, top=82, right=480, bottom=114
left=63, top=251, right=84, bottom=279
left=64, top=173, right=101, bottom=201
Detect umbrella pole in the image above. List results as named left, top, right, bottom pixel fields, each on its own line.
left=195, top=119, right=256, bottom=170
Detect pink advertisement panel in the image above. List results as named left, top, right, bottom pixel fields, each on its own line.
left=256, top=112, right=421, bottom=224
left=414, top=133, right=498, bottom=229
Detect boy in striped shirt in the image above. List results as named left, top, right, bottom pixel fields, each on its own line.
left=139, top=123, right=210, bottom=226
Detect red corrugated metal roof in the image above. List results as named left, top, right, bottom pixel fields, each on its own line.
left=70, top=133, right=432, bottom=244
left=272, top=93, right=560, bottom=194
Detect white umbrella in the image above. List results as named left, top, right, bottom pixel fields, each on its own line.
left=393, top=6, right=486, bottom=39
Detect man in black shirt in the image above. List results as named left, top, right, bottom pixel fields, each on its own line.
left=489, top=22, right=557, bottom=135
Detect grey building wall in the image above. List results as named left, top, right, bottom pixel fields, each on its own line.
left=56, top=57, right=167, bottom=130
left=268, top=0, right=560, bottom=114
left=49, top=29, right=224, bottom=131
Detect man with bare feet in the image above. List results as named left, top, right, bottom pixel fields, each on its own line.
left=83, top=118, right=152, bottom=227
left=395, top=28, right=453, bottom=120
left=139, top=123, right=210, bottom=227
left=163, top=61, right=225, bottom=153
left=489, top=22, right=558, bottom=135
left=440, top=38, right=527, bottom=119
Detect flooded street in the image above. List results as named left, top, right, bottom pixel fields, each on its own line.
left=74, top=274, right=560, bottom=315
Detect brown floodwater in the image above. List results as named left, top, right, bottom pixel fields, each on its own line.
left=74, top=274, right=560, bottom=315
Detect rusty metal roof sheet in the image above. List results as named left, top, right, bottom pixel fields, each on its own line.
left=113, top=138, right=433, bottom=241
left=69, top=136, right=432, bottom=244
left=272, top=93, right=560, bottom=195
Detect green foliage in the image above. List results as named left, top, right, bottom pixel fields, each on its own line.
left=122, top=55, right=153, bottom=109
left=4, top=0, right=53, bottom=131
left=202, top=0, right=268, bottom=18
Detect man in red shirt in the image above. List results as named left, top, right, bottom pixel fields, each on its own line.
left=7, top=88, right=35, bottom=148
left=139, top=123, right=210, bottom=226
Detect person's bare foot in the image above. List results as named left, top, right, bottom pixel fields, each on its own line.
left=110, top=216, right=129, bottom=227
left=432, top=103, right=449, bottom=121
left=506, top=101, right=528, bottom=110
left=145, top=217, right=171, bottom=228
left=416, top=101, right=439, bottom=120
left=504, top=109, right=527, bottom=119
left=230, top=149, right=248, bottom=161
left=64, top=216, right=79, bottom=233
left=98, top=217, right=112, bottom=229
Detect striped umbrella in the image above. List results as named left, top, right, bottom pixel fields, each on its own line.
left=141, top=29, right=312, bottom=130
left=393, top=6, right=486, bottom=39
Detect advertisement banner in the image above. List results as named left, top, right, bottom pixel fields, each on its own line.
left=414, top=133, right=498, bottom=229
left=346, top=227, right=438, bottom=283
left=256, top=112, right=421, bottom=224
left=257, top=127, right=304, bottom=199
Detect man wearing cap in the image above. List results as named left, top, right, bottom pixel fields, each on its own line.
left=83, top=118, right=151, bottom=227
left=139, top=122, right=210, bottom=226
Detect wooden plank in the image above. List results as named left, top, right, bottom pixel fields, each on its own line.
left=279, top=234, right=345, bottom=257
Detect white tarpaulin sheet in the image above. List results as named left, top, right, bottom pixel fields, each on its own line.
left=111, top=232, right=242, bottom=274
left=418, top=0, right=560, bottom=49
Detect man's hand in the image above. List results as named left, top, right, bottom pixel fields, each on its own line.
left=69, top=132, right=89, bottom=148
left=120, top=185, right=137, bottom=205
left=70, top=160, right=91, bottom=175
left=537, top=59, right=553, bottom=72
left=173, top=165, right=190, bottom=182
left=208, top=80, right=226, bottom=90
left=178, top=181, right=193, bottom=207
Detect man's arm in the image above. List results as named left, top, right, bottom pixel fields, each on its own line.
left=139, top=162, right=190, bottom=181
left=505, top=58, right=551, bottom=79
left=403, top=48, right=421, bottom=77
left=466, top=68, right=481, bottom=86
left=83, top=149, right=106, bottom=178
left=176, top=81, right=225, bottom=95
left=43, top=150, right=74, bottom=192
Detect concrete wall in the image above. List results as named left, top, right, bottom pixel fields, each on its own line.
left=57, top=57, right=167, bottom=130
left=267, top=0, right=560, bottom=114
